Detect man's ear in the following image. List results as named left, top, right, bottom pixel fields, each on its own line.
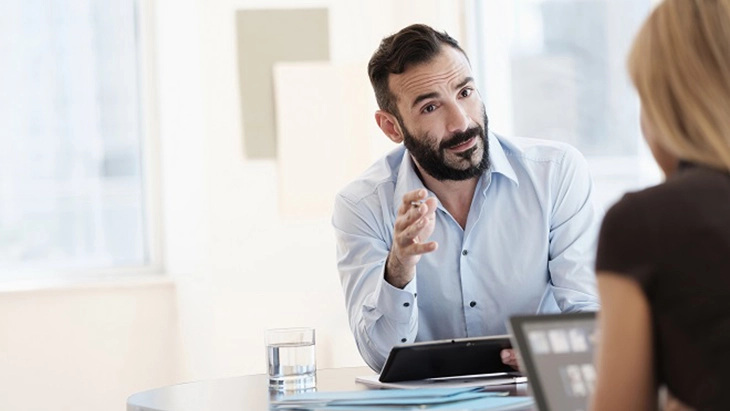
left=375, top=110, right=404, bottom=144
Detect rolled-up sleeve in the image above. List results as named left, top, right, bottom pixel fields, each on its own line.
left=332, top=193, right=419, bottom=371
left=547, top=145, right=603, bottom=312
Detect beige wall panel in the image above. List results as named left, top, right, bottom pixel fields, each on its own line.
left=236, top=9, right=330, bottom=159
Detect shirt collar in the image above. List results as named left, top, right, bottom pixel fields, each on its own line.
left=486, top=131, right=518, bottom=187
left=392, top=150, right=428, bottom=215
left=392, top=131, right=518, bottom=214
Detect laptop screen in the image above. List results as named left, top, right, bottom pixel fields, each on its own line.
left=508, top=312, right=598, bottom=411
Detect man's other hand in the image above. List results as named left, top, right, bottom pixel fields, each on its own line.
left=500, top=349, right=520, bottom=371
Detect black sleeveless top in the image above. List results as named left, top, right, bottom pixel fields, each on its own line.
left=596, top=162, right=730, bottom=411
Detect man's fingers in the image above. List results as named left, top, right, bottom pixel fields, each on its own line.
left=398, top=203, right=428, bottom=222
left=423, top=197, right=438, bottom=214
left=393, top=189, right=438, bottom=257
left=396, top=189, right=428, bottom=218
left=402, top=188, right=428, bottom=206
left=396, top=222, right=437, bottom=249
left=397, top=228, right=426, bottom=248
left=404, top=214, right=435, bottom=242
left=501, top=349, right=521, bottom=371
left=395, top=199, right=430, bottom=232
left=407, top=241, right=438, bottom=254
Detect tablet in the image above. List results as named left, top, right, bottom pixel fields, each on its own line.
left=507, top=312, right=597, bottom=411
left=378, top=335, right=517, bottom=382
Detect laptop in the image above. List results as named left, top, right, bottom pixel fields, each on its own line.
left=508, top=312, right=598, bottom=411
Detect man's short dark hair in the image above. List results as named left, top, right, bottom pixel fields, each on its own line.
left=367, top=24, right=467, bottom=118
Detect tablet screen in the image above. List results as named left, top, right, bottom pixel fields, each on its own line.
left=509, top=312, right=597, bottom=411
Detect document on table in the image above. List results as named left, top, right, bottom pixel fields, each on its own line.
left=355, top=373, right=528, bottom=389
left=269, top=387, right=534, bottom=410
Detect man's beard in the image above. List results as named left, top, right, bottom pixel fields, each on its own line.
left=400, top=111, right=490, bottom=181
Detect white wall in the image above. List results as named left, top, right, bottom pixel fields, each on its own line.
left=0, top=1, right=464, bottom=410
left=0, top=280, right=179, bottom=411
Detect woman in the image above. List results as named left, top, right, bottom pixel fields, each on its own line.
left=591, top=1, right=730, bottom=410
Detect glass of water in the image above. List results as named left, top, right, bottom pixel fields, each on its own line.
left=266, top=327, right=317, bottom=390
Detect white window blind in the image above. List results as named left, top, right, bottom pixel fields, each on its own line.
left=0, top=0, right=153, bottom=279
left=466, top=0, right=661, bottom=208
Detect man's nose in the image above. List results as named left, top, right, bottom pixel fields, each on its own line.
left=445, top=103, right=470, bottom=134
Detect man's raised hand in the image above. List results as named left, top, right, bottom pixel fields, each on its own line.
left=385, top=189, right=438, bottom=288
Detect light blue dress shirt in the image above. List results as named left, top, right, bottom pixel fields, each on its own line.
left=332, top=132, right=602, bottom=371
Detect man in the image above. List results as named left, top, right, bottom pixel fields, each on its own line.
left=332, top=24, right=601, bottom=372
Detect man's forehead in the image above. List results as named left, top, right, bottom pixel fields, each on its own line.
left=388, top=47, right=473, bottom=105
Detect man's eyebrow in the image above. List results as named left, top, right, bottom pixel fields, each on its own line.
left=455, top=77, right=475, bottom=90
left=410, top=77, right=475, bottom=109
left=412, top=92, right=439, bottom=109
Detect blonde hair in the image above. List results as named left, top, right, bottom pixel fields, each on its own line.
left=628, top=0, right=730, bottom=171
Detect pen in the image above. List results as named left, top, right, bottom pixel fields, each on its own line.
left=410, top=199, right=426, bottom=208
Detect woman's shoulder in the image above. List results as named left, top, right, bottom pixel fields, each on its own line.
left=599, top=178, right=687, bottom=247
left=604, top=184, right=669, bottom=227
left=640, top=165, right=727, bottom=213
left=603, top=164, right=730, bottom=242
left=595, top=180, right=688, bottom=281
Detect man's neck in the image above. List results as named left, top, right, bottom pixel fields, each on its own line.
left=417, top=166, right=479, bottom=230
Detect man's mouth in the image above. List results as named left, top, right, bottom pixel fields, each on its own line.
left=447, top=136, right=477, bottom=153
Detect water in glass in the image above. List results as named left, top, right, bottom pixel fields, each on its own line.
left=267, top=341, right=316, bottom=390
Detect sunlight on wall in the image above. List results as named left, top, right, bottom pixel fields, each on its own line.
left=274, top=62, right=383, bottom=218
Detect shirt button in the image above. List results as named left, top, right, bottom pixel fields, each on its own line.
left=414, top=293, right=417, bottom=298
left=403, top=302, right=410, bottom=307
left=401, top=338, right=407, bottom=343
left=462, top=249, right=468, bottom=256
left=469, top=301, right=477, bottom=308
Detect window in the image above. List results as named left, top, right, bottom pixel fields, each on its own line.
left=0, top=0, right=157, bottom=280
left=466, top=0, right=661, bottom=208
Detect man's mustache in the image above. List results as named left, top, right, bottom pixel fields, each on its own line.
left=439, top=125, right=482, bottom=151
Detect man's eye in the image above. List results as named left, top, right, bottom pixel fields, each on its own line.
left=460, top=88, right=473, bottom=98
left=422, top=104, right=437, bottom=113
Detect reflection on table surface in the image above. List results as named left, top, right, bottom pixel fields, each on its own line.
left=126, top=366, right=534, bottom=411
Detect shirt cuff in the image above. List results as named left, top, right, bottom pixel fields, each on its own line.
left=373, top=269, right=418, bottom=324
